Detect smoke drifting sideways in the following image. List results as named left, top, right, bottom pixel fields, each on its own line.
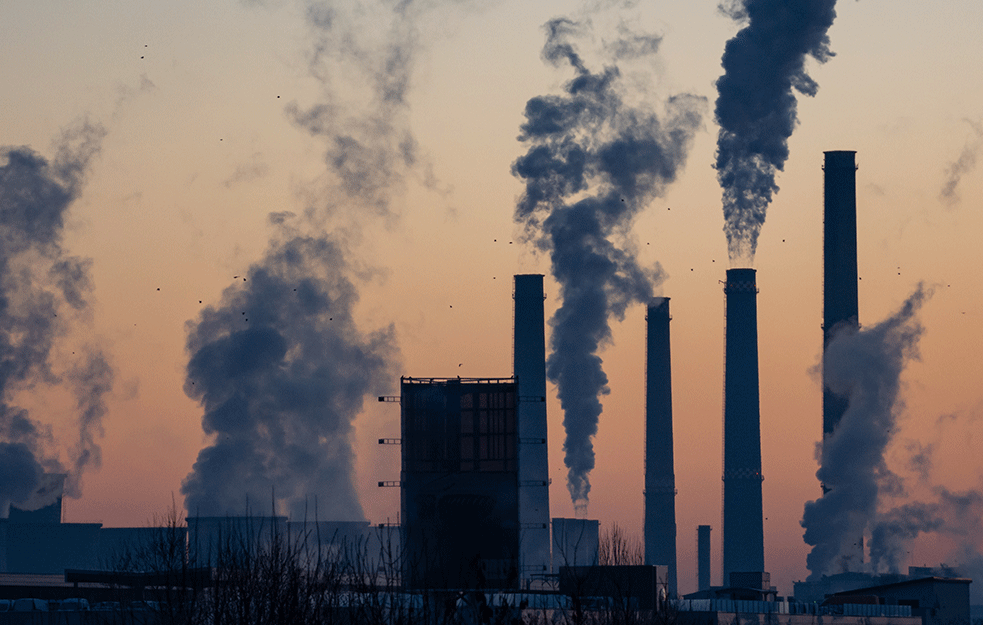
left=182, top=230, right=399, bottom=520
left=715, top=0, right=838, bottom=264
left=802, top=285, right=931, bottom=578
left=0, top=120, right=114, bottom=515
left=512, top=18, right=705, bottom=515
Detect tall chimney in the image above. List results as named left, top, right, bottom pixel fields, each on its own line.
left=822, top=151, right=859, bottom=439
left=722, top=268, right=764, bottom=582
left=644, top=298, right=677, bottom=595
left=514, top=275, right=551, bottom=579
left=697, top=525, right=712, bottom=591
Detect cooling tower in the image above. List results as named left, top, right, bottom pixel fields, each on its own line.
left=514, top=274, right=551, bottom=578
left=697, top=525, right=711, bottom=591
left=822, top=150, right=859, bottom=438
left=644, top=298, right=677, bottom=595
left=722, top=268, right=764, bottom=582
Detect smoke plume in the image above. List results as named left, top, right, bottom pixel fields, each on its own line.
left=939, top=119, right=983, bottom=207
left=181, top=229, right=398, bottom=520
left=802, top=285, right=930, bottom=577
left=0, top=119, right=113, bottom=513
left=868, top=487, right=983, bottom=573
left=715, top=0, right=838, bottom=263
left=183, top=0, right=498, bottom=518
left=512, top=18, right=705, bottom=513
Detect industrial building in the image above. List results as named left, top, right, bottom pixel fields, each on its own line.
left=399, top=376, right=520, bottom=589
left=551, top=518, right=599, bottom=571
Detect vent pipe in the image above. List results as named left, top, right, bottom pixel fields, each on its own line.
left=644, top=298, right=677, bottom=595
left=822, top=150, right=859, bottom=439
left=514, top=275, right=551, bottom=579
left=722, top=268, right=764, bottom=582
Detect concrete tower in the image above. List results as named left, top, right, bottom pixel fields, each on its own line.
left=514, top=274, right=551, bottom=579
left=823, top=150, right=859, bottom=439
left=722, top=268, right=764, bottom=582
left=644, top=298, right=677, bottom=595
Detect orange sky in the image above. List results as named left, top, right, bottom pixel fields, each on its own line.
left=2, top=0, right=983, bottom=597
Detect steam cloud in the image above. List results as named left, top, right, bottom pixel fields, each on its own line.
left=183, top=0, right=496, bottom=518
left=802, top=285, right=930, bottom=577
left=512, top=18, right=704, bottom=514
left=181, top=231, right=398, bottom=520
left=715, top=0, right=838, bottom=263
left=0, top=120, right=113, bottom=514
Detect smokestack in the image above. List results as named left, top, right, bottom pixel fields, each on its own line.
left=697, top=525, right=711, bottom=591
left=514, top=274, right=551, bottom=578
left=644, top=298, right=677, bottom=595
left=722, top=268, right=764, bottom=582
left=823, top=150, right=859, bottom=439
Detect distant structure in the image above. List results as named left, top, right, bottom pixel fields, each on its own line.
left=513, top=274, right=551, bottom=580
left=697, top=525, right=711, bottom=591
left=822, top=150, right=859, bottom=440
left=644, top=298, right=677, bottom=594
left=400, top=377, right=520, bottom=589
left=551, top=518, right=598, bottom=571
left=7, top=473, right=65, bottom=524
left=722, top=268, right=765, bottom=582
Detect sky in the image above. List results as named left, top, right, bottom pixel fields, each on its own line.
left=3, top=0, right=983, bottom=598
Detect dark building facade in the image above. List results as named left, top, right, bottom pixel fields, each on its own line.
left=722, top=268, right=765, bottom=581
left=823, top=150, right=859, bottom=439
left=644, top=298, right=677, bottom=595
left=401, top=377, right=520, bottom=590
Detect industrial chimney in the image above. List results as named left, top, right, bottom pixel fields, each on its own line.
left=722, top=268, right=765, bottom=582
left=514, top=275, right=551, bottom=580
left=697, top=525, right=711, bottom=591
left=644, top=298, right=677, bottom=595
left=822, top=150, right=859, bottom=439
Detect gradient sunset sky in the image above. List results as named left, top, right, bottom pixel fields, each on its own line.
left=3, top=0, right=983, bottom=597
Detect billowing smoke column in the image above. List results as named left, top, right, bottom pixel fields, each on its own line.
left=802, top=286, right=931, bottom=578
left=722, top=268, right=764, bottom=580
left=512, top=18, right=704, bottom=514
left=513, top=274, right=551, bottom=576
left=183, top=0, right=436, bottom=519
left=715, top=0, right=838, bottom=263
left=182, top=231, right=398, bottom=520
left=644, top=298, right=677, bottom=594
left=822, top=151, right=859, bottom=439
left=0, top=120, right=113, bottom=514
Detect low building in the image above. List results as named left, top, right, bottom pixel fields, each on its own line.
left=829, top=577, right=971, bottom=625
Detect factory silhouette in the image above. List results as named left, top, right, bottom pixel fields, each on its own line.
left=0, top=151, right=972, bottom=625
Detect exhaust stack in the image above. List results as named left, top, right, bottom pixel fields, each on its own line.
left=514, top=275, right=551, bottom=579
left=644, top=298, right=677, bottom=594
left=822, top=150, right=859, bottom=439
left=722, top=268, right=765, bottom=582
